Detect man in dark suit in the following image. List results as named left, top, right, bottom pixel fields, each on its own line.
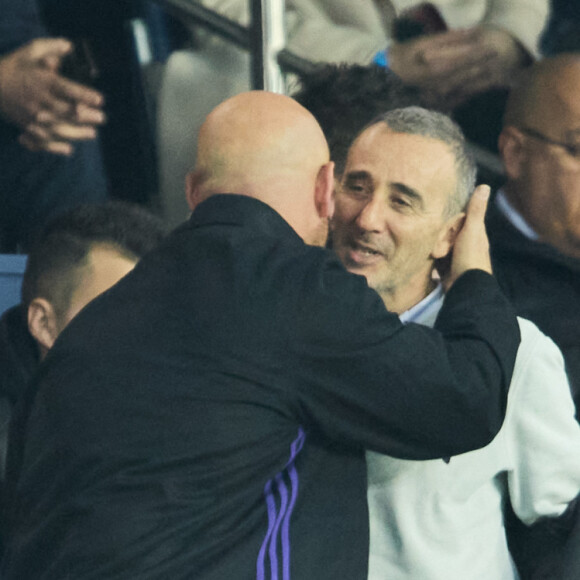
left=3, top=91, right=520, bottom=579
left=487, top=53, right=580, bottom=412
left=487, top=53, right=580, bottom=580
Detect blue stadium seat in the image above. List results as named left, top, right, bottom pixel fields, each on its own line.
left=0, top=254, right=27, bottom=315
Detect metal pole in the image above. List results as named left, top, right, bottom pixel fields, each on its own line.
left=250, top=0, right=286, bottom=93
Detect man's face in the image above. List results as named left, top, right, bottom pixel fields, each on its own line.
left=59, top=244, right=137, bottom=329
left=331, top=124, right=459, bottom=312
left=507, top=73, right=580, bottom=258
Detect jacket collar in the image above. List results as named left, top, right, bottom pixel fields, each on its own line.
left=188, top=194, right=303, bottom=243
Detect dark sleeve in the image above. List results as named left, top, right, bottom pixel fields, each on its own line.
left=0, top=0, right=46, bottom=56
left=288, top=258, right=520, bottom=460
left=506, top=495, right=580, bottom=580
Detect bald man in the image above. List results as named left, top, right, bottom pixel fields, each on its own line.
left=484, top=53, right=580, bottom=580
left=487, top=54, right=580, bottom=411
left=3, top=92, right=519, bottom=579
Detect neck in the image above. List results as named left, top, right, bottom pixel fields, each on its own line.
left=381, top=275, right=437, bottom=315
left=503, top=184, right=533, bottom=228
left=504, top=184, right=580, bottom=258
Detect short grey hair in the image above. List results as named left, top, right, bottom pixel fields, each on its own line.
left=368, top=107, right=477, bottom=216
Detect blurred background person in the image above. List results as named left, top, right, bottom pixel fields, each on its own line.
left=199, top=0, right=548, bottom=150
left=0, top=201, right=166, bottom=482
left=487, top=51, right=580, bottom=580
left=0, top=0, right=109, bottom=252
left=488, top=53, right=580, bottom=412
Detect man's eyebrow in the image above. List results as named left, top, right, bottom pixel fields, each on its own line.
left=343, top=170, right=372, bottom=182
left=392, top=182, right=424, bottom=209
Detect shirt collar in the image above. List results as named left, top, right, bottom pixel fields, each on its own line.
left=494, top=189, right=539, bottom=241
left=399, top=284, right=444, bottom=326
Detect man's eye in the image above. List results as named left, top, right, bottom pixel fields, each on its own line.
left=345, top=183, right=368, bottom=196
left=391, top=196, right=411, bottom=209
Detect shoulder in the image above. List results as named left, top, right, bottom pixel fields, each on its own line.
left=505, top=317, right=571, bottom=416
left=516, top=317, right=564, bottom=364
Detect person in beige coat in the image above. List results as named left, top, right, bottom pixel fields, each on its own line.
left=201, top=0, right=548, bottom=108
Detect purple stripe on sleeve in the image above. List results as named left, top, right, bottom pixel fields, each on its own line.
left=268, top=474, right=289, bottom=580
left=281, top=430, right=305, bottom=580
left=256, top=428, right=306, bottom=580
left=257, top=480, right=278, bottom=580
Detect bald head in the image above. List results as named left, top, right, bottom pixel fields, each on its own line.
left=504, top=54, right=580, bottom=130
left=500, top=54, right=580, bottom=258
left=186, top=91, right=334, bottom=245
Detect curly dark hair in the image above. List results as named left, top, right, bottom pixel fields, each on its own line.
left=293, top=64, right=421, bottom=176
left=22, top=201, right=167, bottom=317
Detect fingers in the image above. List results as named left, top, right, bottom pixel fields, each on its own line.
left=1, top=37, right=105, bottom=156
left=50, top=75, right=104, bottom=108
left=465, top=185, right=491, bottom=225
left=432, top=60, right=496, bottom=106
left=18, top=132, right=73, bottom=156
left=24, top=41, right=105, bottom=119
left=392, top=36, right=498, bottom=97
left=35, top=101, right=106, bottom=126
left=25, top=120, right=98, bottom=142
left=421, top=39, right=495, bottom=73
left=443, top=184, right=492, bottom=289
left=32, top=74, right=105, bottom=130
left=21, top=103, right=104, bottom=156
left=412, top=28, right=478, bottom=52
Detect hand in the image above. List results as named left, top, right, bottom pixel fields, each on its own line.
left=442, top=185, right=492, bottom=290
left=0, top=38, right=106, bottom=155
left=389, top=27, right=530, bottom=108
left=440, top=27, right=531, bottom=106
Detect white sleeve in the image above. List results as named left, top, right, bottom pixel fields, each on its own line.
left=196, top=0, right=395, bottom=64
left=484, top=0, right=550, bottom=58
left=506, top=319, right=580, bottom=525
left=284, top=0, right=394, bottom=65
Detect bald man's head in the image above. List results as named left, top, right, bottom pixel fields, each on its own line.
left=186, top=92, right=334, bottom=246
left=499, top=55, right=580, bottom=258
left=504, top=54, right=580, bottom=131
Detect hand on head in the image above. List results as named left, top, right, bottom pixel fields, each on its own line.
left=439, top=184, right=492, bottom=290
left=0, top=38, right=105, bottom=155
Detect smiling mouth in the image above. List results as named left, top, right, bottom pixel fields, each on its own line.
left=345, top=241, right=384, bottom=266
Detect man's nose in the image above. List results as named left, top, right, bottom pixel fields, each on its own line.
left=355, top=196, right=386, bottom=233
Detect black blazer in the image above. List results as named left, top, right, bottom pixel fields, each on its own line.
left=487, top=196, right=580, bottom=409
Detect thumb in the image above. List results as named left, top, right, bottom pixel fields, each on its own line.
left=27, top=38, right=72, bottom=67
left=464, top=184, right=490, bottom=227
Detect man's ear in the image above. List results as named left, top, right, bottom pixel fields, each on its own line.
left=27, top=298, right=60, bottom=359
left=185, top=169, right=205, bottom=211
left=314, top=161, right=335, bottom=219
left=432, top=212, right=466, bottom=259
left=499, top=126, right=526, bottom=181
